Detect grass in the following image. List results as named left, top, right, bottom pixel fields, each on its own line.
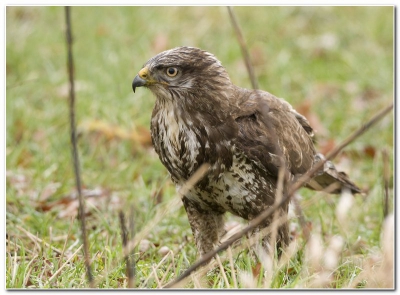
left=6, top=6, right=394, bottom=289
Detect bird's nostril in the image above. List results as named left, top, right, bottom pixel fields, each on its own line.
left=138, top=67, right=149, bottom=80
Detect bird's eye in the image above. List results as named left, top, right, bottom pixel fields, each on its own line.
left=166, top=67, right=178, bottom=77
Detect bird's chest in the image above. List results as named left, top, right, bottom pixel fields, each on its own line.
left=187, top=152, right=275, bottom=219
left=151, top=105, right=201, bottom=181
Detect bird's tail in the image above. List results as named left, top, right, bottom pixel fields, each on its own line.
left=305, top=153, right=361, bottom=194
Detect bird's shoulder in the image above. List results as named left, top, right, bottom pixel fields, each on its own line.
left=231, top=88, right=316, bottom=176
left=231, top=88, right=314, bottom=136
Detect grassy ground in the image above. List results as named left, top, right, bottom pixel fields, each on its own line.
left=6, top=6, right=394, bottom=289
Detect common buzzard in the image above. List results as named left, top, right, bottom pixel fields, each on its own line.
left=132, top=46, right=360, bottom=256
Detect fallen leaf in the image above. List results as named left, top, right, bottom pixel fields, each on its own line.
left=79, top=119, right=152, bottom=147
left=131, top=125, right=152, bottom=147
left=251, top=262, right=262, bottom=278
left=361, top=87, right=380, bottom=101
left=6, top=170, right=29, bottom=192
left=36, top=187, right=121, bottom=218
left=16, top=148, right=33, bottom=167
left=286, top=266, right=296, bottom=275
left=39, top=182, right=61, bottom=202
left=363, top=145, right=376, bottom=158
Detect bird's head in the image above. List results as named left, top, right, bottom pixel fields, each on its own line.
left=132, top=47, right=232, bottom=101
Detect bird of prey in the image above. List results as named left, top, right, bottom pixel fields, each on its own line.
left=132, top=46, right=360, bottom=257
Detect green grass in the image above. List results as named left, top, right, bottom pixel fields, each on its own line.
left=6, top=6, right=393, bottom=289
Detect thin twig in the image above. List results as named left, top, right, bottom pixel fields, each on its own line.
left=178, top=163, right=211, bottom=197
left=64, top=6, right=93, bottom=287
left=382, top=149, right=390, bottom=218
left=164, top=103, right=393, bottom=288
left=227, top=6, right=258, bottom=90
left=119, top=210, right=135, bottom=288
left=128, top=206, right=136, bottom=287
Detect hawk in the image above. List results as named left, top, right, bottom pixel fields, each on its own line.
left=132, top=46, right=360, bottom=257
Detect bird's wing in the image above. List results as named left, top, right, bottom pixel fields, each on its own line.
left=233, top=89, right=316, bottom=178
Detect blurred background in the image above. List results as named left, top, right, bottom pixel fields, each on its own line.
left=6, top=6, right=393, bottom=288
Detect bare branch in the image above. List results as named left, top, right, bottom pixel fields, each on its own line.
left=227, top=6, right=258, bottom=90
left=64, top=6, right=93, bottom=287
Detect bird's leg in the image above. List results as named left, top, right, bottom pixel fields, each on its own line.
left=249, top=205, right=290, bottom=257
left=182, top=197, right=225, bottom=257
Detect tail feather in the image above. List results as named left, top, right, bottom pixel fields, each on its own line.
left=305, top=153, right=361, bottom=194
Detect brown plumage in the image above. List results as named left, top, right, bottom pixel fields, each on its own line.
left=132, top=46, right=360, bottom=256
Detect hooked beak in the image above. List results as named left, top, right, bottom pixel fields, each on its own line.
left=132, top=67, right=150, bottom=93
left=132, top=75, right=147, bottom=93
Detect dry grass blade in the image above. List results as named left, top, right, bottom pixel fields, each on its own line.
left=227, top=247, right=238, bottom=288
left=216, top=254, right=230, bottom=288
left=11, top=244, right=18, bottom=287
left=227, top=6, right=258, bottom=90
left=177, top=163, right=211, bottom=197
left=140, top=251, right=171, bottom=288
left=23, top=254, right=38, bottom=287
left=64, top=6, right=93, bottom=287
left=7, top=237, right=35, bottom=256
left=159, top=257, right=173, bottom=286
left=48, top=244, right=83, bottom=283
left=164, top=103, right=393, bottom=288
left=151, top=264, right=162, bottom=288
left=16, top=225, right=63, bottom=256
left=58, top=217, right=74, bottom=270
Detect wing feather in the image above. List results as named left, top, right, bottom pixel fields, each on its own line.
left=233, top=90, right=316, bottom=178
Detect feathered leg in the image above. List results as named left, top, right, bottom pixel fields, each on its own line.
left=182, top=197, right=226, bottom=257
left=249, top=204, right=290, bottom=257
